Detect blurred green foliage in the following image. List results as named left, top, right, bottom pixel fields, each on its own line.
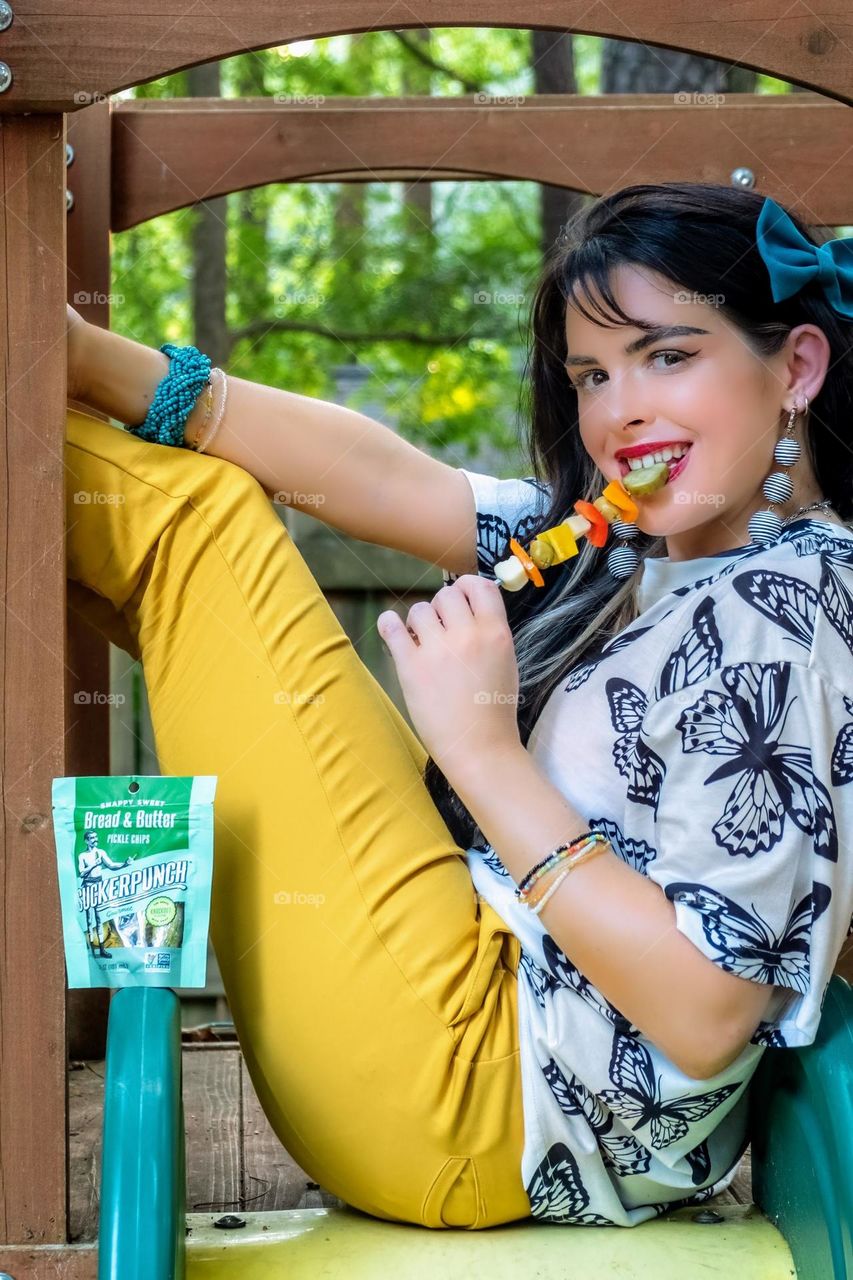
left=109, top=32, right=794, bottom=458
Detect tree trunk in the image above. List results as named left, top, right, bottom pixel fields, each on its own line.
left=723, top=66, right=758, bottom=93
left=399, top=28, right=434, bottom=236
left=231, top=57, right=271, bottom=323
left=187, top=61, right=229, bottom=368
left=532, top=31, right=587, bottom=259
left=332, top=36, right=370, bottom=271
left=601, top=41, right=725, bottom=94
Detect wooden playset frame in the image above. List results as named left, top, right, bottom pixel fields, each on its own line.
left=0, top=4, right=851, bottom=1274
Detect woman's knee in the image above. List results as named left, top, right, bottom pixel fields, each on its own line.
left=65, top=409, right=280, bottom=563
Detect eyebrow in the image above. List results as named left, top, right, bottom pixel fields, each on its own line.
left=563, top=324, right=711, bottom=369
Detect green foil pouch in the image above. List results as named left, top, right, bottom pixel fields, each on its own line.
left=51, top=774, right=217, bottom=988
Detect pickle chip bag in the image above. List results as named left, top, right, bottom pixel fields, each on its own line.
left=51, top=774, right=217, bottom=988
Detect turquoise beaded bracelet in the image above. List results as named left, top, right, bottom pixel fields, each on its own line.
left=124, top=343, right=212, bottom=448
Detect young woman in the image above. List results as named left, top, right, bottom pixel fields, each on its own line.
left=64, top=181, right=852, bottom=1228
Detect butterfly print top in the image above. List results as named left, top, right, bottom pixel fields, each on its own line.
left=447, top=468, right=853, bottom=1227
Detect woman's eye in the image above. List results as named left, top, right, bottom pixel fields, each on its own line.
left=568, top=349, right=693, bottom=392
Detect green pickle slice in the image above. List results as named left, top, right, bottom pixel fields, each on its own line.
left=621, top=461, right=669, bottom=496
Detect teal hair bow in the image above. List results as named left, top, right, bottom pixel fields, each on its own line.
left=756, top=197, right=853, bottom=320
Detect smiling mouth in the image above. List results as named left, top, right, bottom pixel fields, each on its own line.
left=618, top=444, right=693, bottom=478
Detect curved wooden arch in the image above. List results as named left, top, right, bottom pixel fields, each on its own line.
left=2, top=2, right=852, bottom=112
left=110, top=94, right=853, bottom=231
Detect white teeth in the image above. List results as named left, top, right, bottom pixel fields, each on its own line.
left=625, top=444, right=689, bottom=470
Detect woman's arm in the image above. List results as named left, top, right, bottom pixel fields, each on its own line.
left=449, top=743, right=776, bottom=1081
left=376, top=570, right=775, bottom=1081
left=71, top=317, right=479, bottom=577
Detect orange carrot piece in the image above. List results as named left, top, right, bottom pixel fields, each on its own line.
left=509, top=537, right=545, bottom=587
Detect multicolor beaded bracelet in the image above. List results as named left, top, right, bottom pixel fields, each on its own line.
left=525, top=841, right=610, bottom=916
left=124, top=343, right=212, bottom=447
left=514, top=830, right=608, bottom=901
left=514, top=829, right=592, bottom=898
left=514, top=830, right=610, bottom=907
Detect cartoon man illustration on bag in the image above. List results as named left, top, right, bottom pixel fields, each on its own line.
left=78, top=829, right=130, bottom=957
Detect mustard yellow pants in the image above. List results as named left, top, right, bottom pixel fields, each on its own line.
left=64, top=408, right=530, bottom=1230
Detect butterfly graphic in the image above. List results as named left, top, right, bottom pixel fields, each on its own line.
left=598, top=1031, right=742, bottom=1149
left=664, top=880, right=831, bottom=993
left=675, top=661, right=838, bottom=861
left=605, top=678, right=667, bottom=813
left=830, top=695, right=853, bottom=787
left=656, top=596, right=725, bottom=699
left=479, top=843, right=512, bottom=880
left=518, top=949, right=560, bottom=1010
left=472, top=480, right=550, bottom=577
left=750, top=1024, right=789, bottom=1049
left=588, top=815, right=658, bottom=875
left=543, top=1060, right=652, bottom=1178
left=789, top=524, right=853, bottom=560
left=820, top=553, right=853, bottom=651
left=564, top=623, right=659, bottom=694
left=732, top=570, right=818, bottom=654
left=542, top=932, right=639, bottom=1036
left=669, top=543, right=761, bottom=602
left=684, top=1139, right=713, bottom=1187
left=525, top=1142, right=617, bottom=1224
left=731, top=537, right=853, bottom=656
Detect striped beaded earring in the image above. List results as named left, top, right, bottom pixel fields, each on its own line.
left=746, top=398, right=806, bottom=545
left=605, top=516, right=641, bottom=581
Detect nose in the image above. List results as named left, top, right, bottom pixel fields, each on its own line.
left=596, top=367, right=654, bottom=432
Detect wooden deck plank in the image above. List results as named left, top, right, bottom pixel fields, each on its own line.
left=68, top=1062, right=106, bottom=1244
left=729, top=1151, right=753, bottom=1205
left=183, top=1046, right=242, bottom=1214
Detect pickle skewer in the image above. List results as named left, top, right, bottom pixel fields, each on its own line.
left=494, top=460, right=670, bottom=591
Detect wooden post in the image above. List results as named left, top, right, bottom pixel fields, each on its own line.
left=0, top=113, right=69, bottom=1243
left=65, top=98, right=113, bottom=1062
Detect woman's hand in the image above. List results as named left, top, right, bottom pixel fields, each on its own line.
left=377, top=575, right=523, bottom=780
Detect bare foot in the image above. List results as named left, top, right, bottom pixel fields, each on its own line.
left=66, top=303, right=89, bottom=403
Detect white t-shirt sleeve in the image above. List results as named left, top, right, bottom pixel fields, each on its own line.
left=639, top=659, right=853, bottom=1048
left=443, top=467, right=552, bottom=584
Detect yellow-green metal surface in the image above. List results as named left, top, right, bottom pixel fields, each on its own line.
left=185, top=1204, right=797, bottom=1278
